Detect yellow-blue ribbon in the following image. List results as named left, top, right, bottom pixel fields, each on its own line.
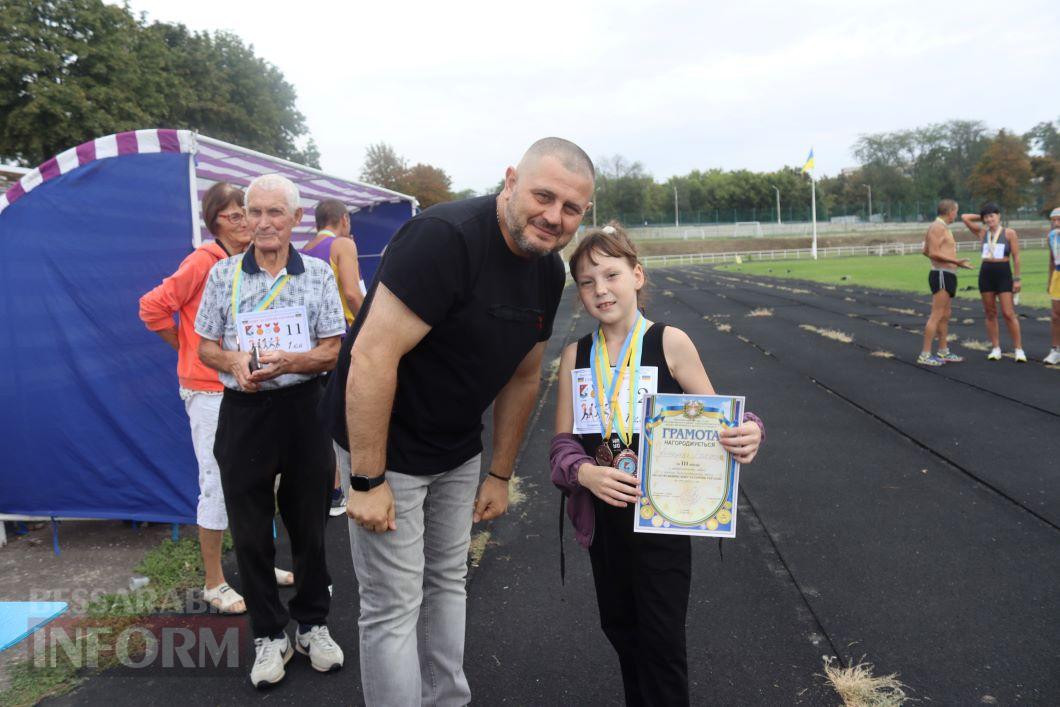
left=590, top=315, right=645, bottom=445
left=231, top=259, right=290, bottom=316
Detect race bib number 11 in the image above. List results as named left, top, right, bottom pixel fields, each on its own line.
left=235, top=306, right=311, bottom=353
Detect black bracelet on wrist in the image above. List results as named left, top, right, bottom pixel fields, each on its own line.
left=487, top=471, right=511, bottom=482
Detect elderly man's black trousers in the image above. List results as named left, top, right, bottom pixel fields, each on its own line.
left=215, top=380, right=334, bottom=638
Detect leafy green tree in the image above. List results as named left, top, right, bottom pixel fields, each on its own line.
left=0, top=0, right=315, bottom=166
left=594, top=155, right=656, bottom=223
left=289, top=138, right=321, bottom=170
left=1025, top=118, right=1060, bottom=159
left=967, top=130, right=1032, bottom=216
left=360, top=142, right=408, bottom=191
left=148, top=24, right=314, bottom=166
left=399, top=163, right=452, bottom=208
left=357, top=142, right=454, bottom=205
left=0, top=0, right=176, bottom=164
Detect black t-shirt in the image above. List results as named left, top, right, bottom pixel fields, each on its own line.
left=322, top=195, right=565, bottom=474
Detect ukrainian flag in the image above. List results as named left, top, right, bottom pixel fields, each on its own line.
left=801, top=149, right=815, bottom=174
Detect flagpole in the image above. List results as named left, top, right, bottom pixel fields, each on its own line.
left=810, top=175, right=818, bottom=260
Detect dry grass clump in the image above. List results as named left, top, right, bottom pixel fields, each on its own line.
left=715, top=323, right=732, bottom=333
left=546, top=356, right=561, bottom=382
left=747, top=308, right=774, bottom=318
left=468, top=531, right=491, bottom=568
left=844, top=297, right=857, bottom=303
left=962, top=318, right=975, bottom=325
left=882, top=306, right=917, bottom=316
left=508, top=476, right=527, bottom=506
left=799, top=324, right=853, bottom=343
left=960, top=339, right=992, bottom=351
left=821, top=656, right=910, bottom=707
left=870, top=350, right=895, bottom=358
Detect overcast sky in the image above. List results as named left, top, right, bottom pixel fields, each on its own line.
left=119, top=0, right=1060, bottom=192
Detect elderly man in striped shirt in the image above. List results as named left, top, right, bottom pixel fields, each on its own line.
left=196, top=173, right=346, bottom=688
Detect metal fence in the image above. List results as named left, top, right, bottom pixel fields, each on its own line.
left=640, top=237, right=1049, bottom=267
left=613, top=205, right=1045, bottom=229
left=623, top=219, right=1044, bottom=241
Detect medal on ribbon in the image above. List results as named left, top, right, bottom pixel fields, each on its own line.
left=590, top=315, right=646, bottom=472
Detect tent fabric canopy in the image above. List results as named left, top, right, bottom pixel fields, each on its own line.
left=0, top=129, right=414, bottom=524
left=192, top=135, right=415, bottom=248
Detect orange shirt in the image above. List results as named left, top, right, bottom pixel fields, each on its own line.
left=139, top=242, right=229, bottom=391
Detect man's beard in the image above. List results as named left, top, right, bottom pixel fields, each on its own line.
left=504, top=200, right=559, bottom=258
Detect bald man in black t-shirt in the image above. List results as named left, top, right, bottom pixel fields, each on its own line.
left=322, top=137, right=595, bottom=705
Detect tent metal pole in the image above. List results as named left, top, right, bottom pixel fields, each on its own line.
left=188, top=143, right=202, bottom=248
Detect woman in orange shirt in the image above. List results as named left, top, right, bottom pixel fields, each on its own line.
left=139, top=183, right=291, bottom=613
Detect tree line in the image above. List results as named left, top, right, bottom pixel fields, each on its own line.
left=366, top=118, right=1060, bottom=222
left=591, top=119, right=1060, bottom=226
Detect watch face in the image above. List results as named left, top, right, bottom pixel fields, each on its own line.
left=350, top=474, right=383, bottom=492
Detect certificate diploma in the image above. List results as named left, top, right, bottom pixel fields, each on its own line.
left=634, top=393, right=744, bottom=538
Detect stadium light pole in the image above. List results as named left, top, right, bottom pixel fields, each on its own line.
left=673, top=185, right=679, bottom=227
left=863, top=184, right=872, bottom=222
left=772, top=185, right=781, bottom=225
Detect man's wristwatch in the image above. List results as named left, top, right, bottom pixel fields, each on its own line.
left=349, top=473, right=387, bottom=492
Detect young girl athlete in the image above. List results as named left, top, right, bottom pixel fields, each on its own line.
left=550, top=224, right=764, bottom=706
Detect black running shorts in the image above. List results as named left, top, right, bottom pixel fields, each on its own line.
left=929, top=269, right=957, bottom=298
left=978, top=261, right=1013, bottom=293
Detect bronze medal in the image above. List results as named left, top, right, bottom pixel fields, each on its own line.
left=595, top=443, right=614, bottom=466
left=612, top=449, right=638, bottom=475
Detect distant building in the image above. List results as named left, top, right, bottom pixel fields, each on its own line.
left=0, top=164, right=30, bottom=194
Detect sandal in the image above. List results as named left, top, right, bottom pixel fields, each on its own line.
left=275, top=567, right=294, bottom=586
left=203, top=582, right=246, bottom=614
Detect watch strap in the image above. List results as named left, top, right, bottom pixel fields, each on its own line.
left=349, top=473, right=386, bottom=492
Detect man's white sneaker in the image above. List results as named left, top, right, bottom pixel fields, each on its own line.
left=295, top=625, right=344, bottom=672
left=986, top=348, right=1002, bottom=361
left=1044, top=349, right=1060, bottom=365
left=251, top=633, right=293, bottom=688
left=1014, top=349, right=1028, bottom=363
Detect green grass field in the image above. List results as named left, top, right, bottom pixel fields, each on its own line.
left=717, top=247, right=1056, bottom=309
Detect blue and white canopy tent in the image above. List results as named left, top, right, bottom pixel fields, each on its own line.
left=0, top=129, right=416, bottom=532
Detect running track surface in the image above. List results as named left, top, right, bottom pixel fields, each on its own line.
left=50, top=267, right=1059, bottom=705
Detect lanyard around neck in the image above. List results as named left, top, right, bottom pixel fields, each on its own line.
left=590, top=315, right=645, bottom=446
left=231, top=259, right=290, bottom=315
left=986, top=226, right=1003, bottom=251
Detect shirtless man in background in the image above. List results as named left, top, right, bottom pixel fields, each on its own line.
left=918, top=199, right=972, bottom=366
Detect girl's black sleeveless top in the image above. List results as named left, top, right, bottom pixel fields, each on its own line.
left=574, top=322, right=683, bottom=458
